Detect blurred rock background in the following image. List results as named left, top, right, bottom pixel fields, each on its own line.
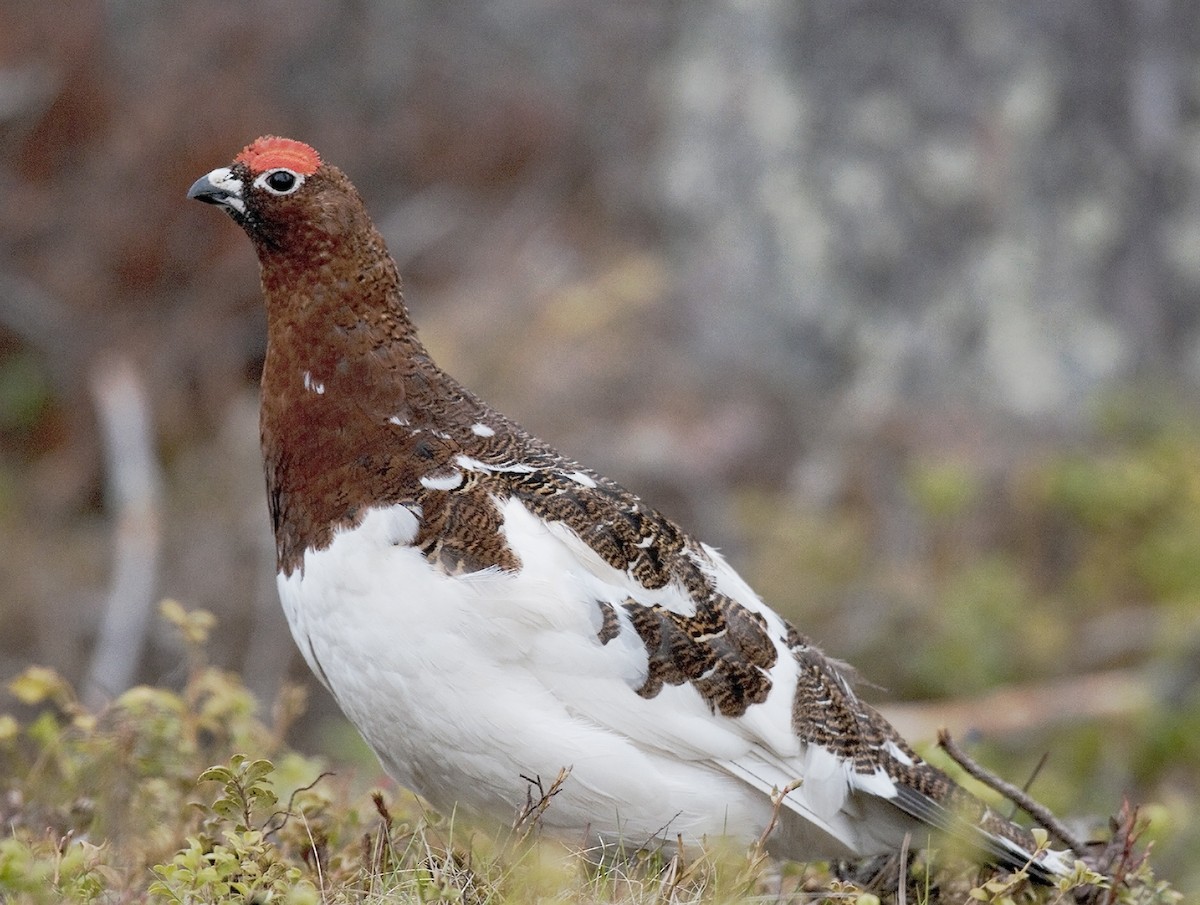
left=1, top=0, right=1199, bottom=892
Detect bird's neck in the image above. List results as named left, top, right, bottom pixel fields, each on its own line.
left=256, top=240, right=459, bottom=575
left=258, top=234, right=430, bottom=422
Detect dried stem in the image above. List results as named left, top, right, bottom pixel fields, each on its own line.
left=512, top=767, right=572, bottom=842
left=752, top=778, right=802, bottom=858
left=937, top=728, right=1088, bottom=856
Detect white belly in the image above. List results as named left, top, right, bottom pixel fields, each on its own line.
left=276, top=502, right=774, bottom=850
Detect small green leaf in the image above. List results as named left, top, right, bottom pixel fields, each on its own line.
left=198, top=766, right=235, bottom=784
left=8, top=666, right=70, bottom=705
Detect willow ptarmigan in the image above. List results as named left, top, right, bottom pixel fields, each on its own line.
left=188, top=136, right=1073, bottom=880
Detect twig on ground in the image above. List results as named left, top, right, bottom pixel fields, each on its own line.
left=298, top=808, right=328, bottom=899
left=1091, top=799, right=1151, bottom=905
left=512, top=767, right=572, bottom=842
left=1010, top=750, right=1051, bottom=821
left=751, top=778, right=803, bottom=860
left=262, top=770, right=335, bottom=836
left=937, top=728, right=1088, bottom=856
left=371, top=791, right=395, bottom=877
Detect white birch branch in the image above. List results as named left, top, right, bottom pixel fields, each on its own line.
left=83, top=352, right=162, bottom=708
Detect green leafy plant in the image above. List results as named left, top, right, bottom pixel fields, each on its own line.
left=0, top=600, right=1188, bottom=903
left=148, top=755, right=328, bottom=903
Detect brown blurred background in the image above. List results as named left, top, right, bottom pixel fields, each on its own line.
left=2, top=0, right=1200, bottom=891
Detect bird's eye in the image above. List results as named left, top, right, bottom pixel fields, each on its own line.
left=267, top=171, right=295, bottom=191
left=255, top=168, right=304, bottom=195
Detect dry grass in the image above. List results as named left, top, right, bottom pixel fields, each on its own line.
left=0, top=604, right=1183, bottom=905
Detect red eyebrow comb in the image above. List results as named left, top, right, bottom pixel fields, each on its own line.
left=235, top=136, right=322, bottom=176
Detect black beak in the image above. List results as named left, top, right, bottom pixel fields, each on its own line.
left=187, top=167, right=246, bottom=214
left=188, top=175, right=227, bottom=204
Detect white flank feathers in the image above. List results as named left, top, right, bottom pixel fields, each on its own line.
left=276, top=497, right=1070, bottom=873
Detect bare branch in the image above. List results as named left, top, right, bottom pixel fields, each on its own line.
left=262, top=770, right=336, bottom=837
left=83, top=352, right=163, bottom=709
left=937, top=728, right=1088, bottom=856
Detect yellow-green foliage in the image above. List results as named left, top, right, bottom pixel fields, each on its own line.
left=0, top=600, right=1187, bottom=902
left=1031, top=425, right=1200, bottom=609
left=0, top=603, right=796, bottom=904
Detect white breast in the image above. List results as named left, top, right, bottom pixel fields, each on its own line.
left=275, top=500, right=782, bottom=852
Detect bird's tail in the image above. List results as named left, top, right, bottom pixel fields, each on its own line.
left=726, top=747, right=1075, bottom=885
left=886, top=777, right=1074, bottom=884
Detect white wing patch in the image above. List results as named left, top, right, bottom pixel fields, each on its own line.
left=420, top=471, right=465, bottom=491
left=456, top=455, right=536, bottom=475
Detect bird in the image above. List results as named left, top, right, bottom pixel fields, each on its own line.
left=188, top=136, right=1074, bottom=882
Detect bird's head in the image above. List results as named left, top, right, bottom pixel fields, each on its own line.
left=188, top=136, right=367, bottom=254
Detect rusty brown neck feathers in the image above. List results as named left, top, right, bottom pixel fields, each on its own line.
left=255, top=170, right=484, bottom=576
